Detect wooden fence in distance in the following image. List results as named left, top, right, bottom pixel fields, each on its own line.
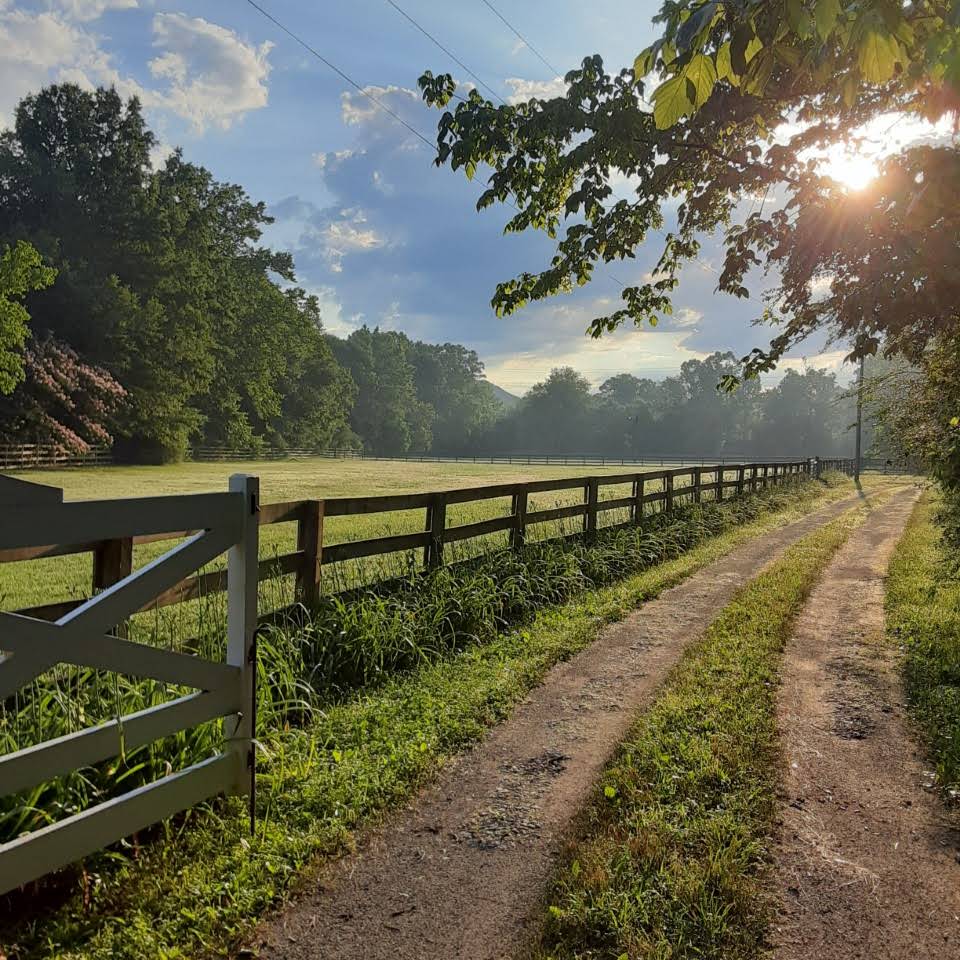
left=1, top=461, right=811, bottom=623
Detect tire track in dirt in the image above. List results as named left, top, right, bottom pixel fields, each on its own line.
left=771, top=487, right=960, bottom=959
left=248, top=491, right=892, bottom=960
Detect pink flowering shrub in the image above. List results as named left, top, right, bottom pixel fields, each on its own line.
left=0, top=335, right=126, bottom=454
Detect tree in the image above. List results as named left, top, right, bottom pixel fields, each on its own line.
left=0, top=85, right=358, bottom=461
left=406, top=339, right=499, bottom=453
left=329, top=327, right=433, bottom=455
left=754, top=368, right=849, bottom=457
left=0, top=241, right=55, bottom=394
left=418, top=1, right=958, bottom=378
left=0, top=334, right=126, bottom=452
left=508, top=367, right=596, bottom=454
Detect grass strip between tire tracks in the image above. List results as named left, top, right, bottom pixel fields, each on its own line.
left=2, top=479, right=871, bottom=960
left=530, top=497, right=877, bottom=960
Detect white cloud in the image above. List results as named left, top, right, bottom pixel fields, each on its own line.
left=50, top=0, right=137, bottom=23
left=340, top=84, right=418, bottom=126
left=371, top=169, right=394, bottom=195
left=149, top=14, right=272, bottom=132
left=313, top=147, right=359, bottom=170
left=672, top=307, right=702, bottom=329
left=149, top=139, right=175, bottom=169
left=322, top=208, right=385, bottom=272
left=0, top=7, right=271, bottom=135
left=0, top=8, right=137, bottom=126
left=505, top=76, right=567, bottom=104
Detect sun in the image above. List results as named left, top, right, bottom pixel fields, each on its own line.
left=819, top=145, right=880, bottom=191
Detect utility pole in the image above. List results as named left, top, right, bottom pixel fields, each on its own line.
left=854, top=353, right=865, bottom=482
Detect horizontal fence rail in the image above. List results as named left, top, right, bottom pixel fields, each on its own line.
left=0, top=475, right=258, bottom=896
left=1, top=461, right=817, bottom=625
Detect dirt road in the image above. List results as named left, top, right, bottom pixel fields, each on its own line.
left=249, top=492, right=881, bottom=960
left=771, top=488, right=960, bottom=959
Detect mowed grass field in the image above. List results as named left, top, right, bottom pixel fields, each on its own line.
left=2, top=457, right=692, bottom=613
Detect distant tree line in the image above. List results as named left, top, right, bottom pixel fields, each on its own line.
left=475, top=358, right=856, bottom=459
left=0, top=84, right=858, bottom=464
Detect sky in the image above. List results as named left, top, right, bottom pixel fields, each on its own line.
left=0, top=0, right=861, bottom=394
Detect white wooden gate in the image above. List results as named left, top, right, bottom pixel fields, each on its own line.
left=0, top=474, right=259, bottom=895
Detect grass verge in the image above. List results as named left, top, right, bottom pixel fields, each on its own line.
left=886, top=492, right=960, bottom=798
left=529, top=502, right=871, bottom=960
left=1, top=479, right=862, bottom=960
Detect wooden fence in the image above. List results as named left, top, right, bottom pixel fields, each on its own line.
left=0, top=459, right=809, bottom=892
left=0, top=444, right=112, bottom=470
left=0, top=474, right=259, bottom=896
left=1, top=461, right=811, bottom=625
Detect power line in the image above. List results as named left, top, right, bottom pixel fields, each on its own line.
left=477, top=0, right=561, bottom=77
left=242, top=0, right=698, bottom=302
left=242, top=0, right=438, bottom=154
left=384, top=0, right=505, bottom=104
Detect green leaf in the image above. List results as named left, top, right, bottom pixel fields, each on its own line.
left=815, top=0, right=841, bottom=41
left=464, top=159, right=477, bottom=181
left=633, top=46, right=656, bottom=79
left=858, top=29, right=899, bottom=83
left=604, top=784, right=618, bottom=799
left=774, top=43, right=803, bottom=68
left=716, top=40, right=735, bottom=81
left=744, top=49, right=775, bottom=95
left=950, top=416, right=959, bottom=427
left=676, top=1, right=720, bottom=53
left=786, top=0, right=812, bottom=40
left=730, top=23, right=758, bottom=76
left=685, top=52, right=718, bottom=107
left=652, top=74, right=693, bottom=128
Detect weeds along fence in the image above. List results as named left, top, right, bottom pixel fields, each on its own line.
left=0, top=460, right=810, bottom=894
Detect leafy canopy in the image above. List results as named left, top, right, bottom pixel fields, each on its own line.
left=419, top=1, right=959, bottom=380
left=0, top=240, right=55, bottom=395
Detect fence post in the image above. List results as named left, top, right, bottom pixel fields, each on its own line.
left=585, top=477, right=599, bottom=537
left=665, top=472, right=675, bottom=513
left=716, top=467, right=724, bottom=502
left=692, top=467, right=702, bottom=504
left=425, top=493, right=447, bottom=569
left=296, top=500, right=324, bottom=607
left=511, top=488, right=528, bottom=550
left=633, top=476, right=645, bottom=522
left=227, top=473, right=259, bottom=801
left=92, top=536, right=134, bottom=636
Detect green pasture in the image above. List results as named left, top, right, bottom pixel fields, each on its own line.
left=1, top=457, right=699, bottom=613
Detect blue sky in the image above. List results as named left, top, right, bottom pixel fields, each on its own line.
left=0, top=0, right=852, bottom=393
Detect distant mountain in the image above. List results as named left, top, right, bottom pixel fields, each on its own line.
left=482, top=380, right=521, bottom=409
